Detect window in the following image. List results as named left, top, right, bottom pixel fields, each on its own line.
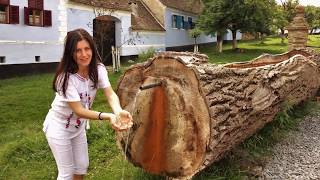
left=0, top=5, right=8, bottom=23
left=172, top=15, right=184, bottom=29
left=172, top=15, right=177, bottom=28
left=0, top=56, right=5, bottom=63
left=181, top=16, right=185, bottom=29
left=183, top=17, right=193, bottom=30
left=35, top=56, right=40, bottom=62
left=188, top=17, right=195, bottom=29
left=24, top=0, right=51, bottom=27
left=0, top=0, right=19, bottom=24
left=29, top=9, right=42, bottom=26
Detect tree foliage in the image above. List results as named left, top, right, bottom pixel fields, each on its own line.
left=244, top=0, right=276, bottom=43
left=197, top=0, right=276, bottom=52
left=189, top=27, right=203, bottom=45
left=197, top=0, right=228, bottom=52
left=275, top=0, right=300, bottom=33
left=197, top=0, right=228, bottom=37
left=305, top=5, right=320, bottom=34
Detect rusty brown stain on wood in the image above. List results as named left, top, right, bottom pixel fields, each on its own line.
left=141, top=86, right=167, bottom=173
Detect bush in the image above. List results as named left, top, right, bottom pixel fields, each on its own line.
left=137, top=47, right=156, bottom=62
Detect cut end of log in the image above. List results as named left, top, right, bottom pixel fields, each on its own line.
left=117, top=54, right=210, bottom=177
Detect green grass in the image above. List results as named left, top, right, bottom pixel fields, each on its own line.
left=307, top=34, right=320, bottom=52
left=0, top=36, right=320, bottom=179
left=201, top=36, right=289, bottom=64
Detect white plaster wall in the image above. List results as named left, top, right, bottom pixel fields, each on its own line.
left=223, top=29, right=242, bottom=41
left=66, top=2, right=132, bottom=45
left=66, top=3, right=165, bottom=56
left=66, top=3, right=136, bottom=56
left=66, top=7, right=124, bottom=47
left=0, top=0, right=66, bottom=65
left=164, top=8, right=216, bottom=47
left=66, top=8, right=95, bottom=35
left=0, top=43, right=63, bottom=64
left=120, top=31, right=165, bottom=56
left=0, top=0, right=60, bottom=41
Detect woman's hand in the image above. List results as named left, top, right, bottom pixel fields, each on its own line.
left=112, top=110, right=133, bottom=131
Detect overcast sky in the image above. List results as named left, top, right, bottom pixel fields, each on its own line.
left=276, top=0, right=320, bottom=6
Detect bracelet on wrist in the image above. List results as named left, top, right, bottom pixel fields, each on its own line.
left=98, top=112, right=103, bottom=120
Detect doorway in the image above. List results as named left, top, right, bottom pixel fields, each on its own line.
left=93, top=18, right=115, bottom=65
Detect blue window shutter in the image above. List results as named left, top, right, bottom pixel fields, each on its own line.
left=181, top=16, right=185, bottom=29
left=184, top=21, right=190, bottom=29
left=177, top=16, right=182, bottom=29
left=188, top=17, right=193, bottom=29
left=172, top=15, right=177, bottom=28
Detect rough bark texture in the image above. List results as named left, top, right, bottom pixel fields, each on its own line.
left=116, top=48, right=320, bottom=179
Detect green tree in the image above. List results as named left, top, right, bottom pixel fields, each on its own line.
left=244, top=0, right=277, bottom=44
left=305, top=5, right=320, bottom=34
left=225, top=0, right=276, bottom=46
left=189, top=27, right=203, bottom=53
left=273, top=5, right=289, bottom=44
left=223, top=0, right=248, bottom=50
left=197, top=0, right=276, bottom=52
left=197, top=0, right=228, bottom=53
left=275, top=0, right=300, bottom=41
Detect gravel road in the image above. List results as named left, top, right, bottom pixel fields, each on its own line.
left=260, top=111, right=320, bottom=179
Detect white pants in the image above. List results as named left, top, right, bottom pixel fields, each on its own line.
left=47, top=130, right=89, bottom=180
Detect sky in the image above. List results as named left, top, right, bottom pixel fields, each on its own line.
left=276, top=0, right=320, bottom=6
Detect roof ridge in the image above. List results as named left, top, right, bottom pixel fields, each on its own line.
left=139, top=0, right=165, bottom=30
left=158, top=0, right=203, bottom=15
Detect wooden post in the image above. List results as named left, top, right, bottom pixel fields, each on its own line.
left=116, top=47, right=121, bottom=71
left=111, top=46, right=116, bottom=72
left=193, top=45, right=198, bottom=53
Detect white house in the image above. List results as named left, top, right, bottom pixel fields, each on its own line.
left=0, top=0, right=241, bottom=78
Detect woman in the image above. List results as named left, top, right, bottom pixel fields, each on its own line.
left=43, top=28, right=133, bottom=180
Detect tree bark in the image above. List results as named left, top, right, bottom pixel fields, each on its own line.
left=280, top=28, right=286, bottom=44
left=231, top=30, right=237, bottom=49
left=116, top=48, right=320, bottom=179
left=216, top=33, right=223, bottom=53
left=309, top=28, right=314, bottom=35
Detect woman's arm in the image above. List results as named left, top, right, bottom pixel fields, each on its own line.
left=103, top=86, right=133, bottom=129
left=67, top=101, right=116, bottom=121
left=103, top=86, right=122, bottom=114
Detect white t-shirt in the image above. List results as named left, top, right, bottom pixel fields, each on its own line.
left=43, top=64, right=111, bottom=139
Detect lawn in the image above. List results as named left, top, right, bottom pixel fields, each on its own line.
left=0, top=36, right=319, bottom=179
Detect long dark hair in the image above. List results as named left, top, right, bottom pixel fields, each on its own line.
left=53, top=28, right=102, bottom=96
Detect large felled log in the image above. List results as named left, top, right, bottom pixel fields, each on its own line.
left=116, top=48, right=320, bottom=179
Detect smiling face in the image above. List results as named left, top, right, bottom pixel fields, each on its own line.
left=73, top=39, right=92, bottom=71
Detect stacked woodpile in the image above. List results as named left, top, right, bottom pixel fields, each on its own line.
left=116, top=48, right=320, bottom=179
